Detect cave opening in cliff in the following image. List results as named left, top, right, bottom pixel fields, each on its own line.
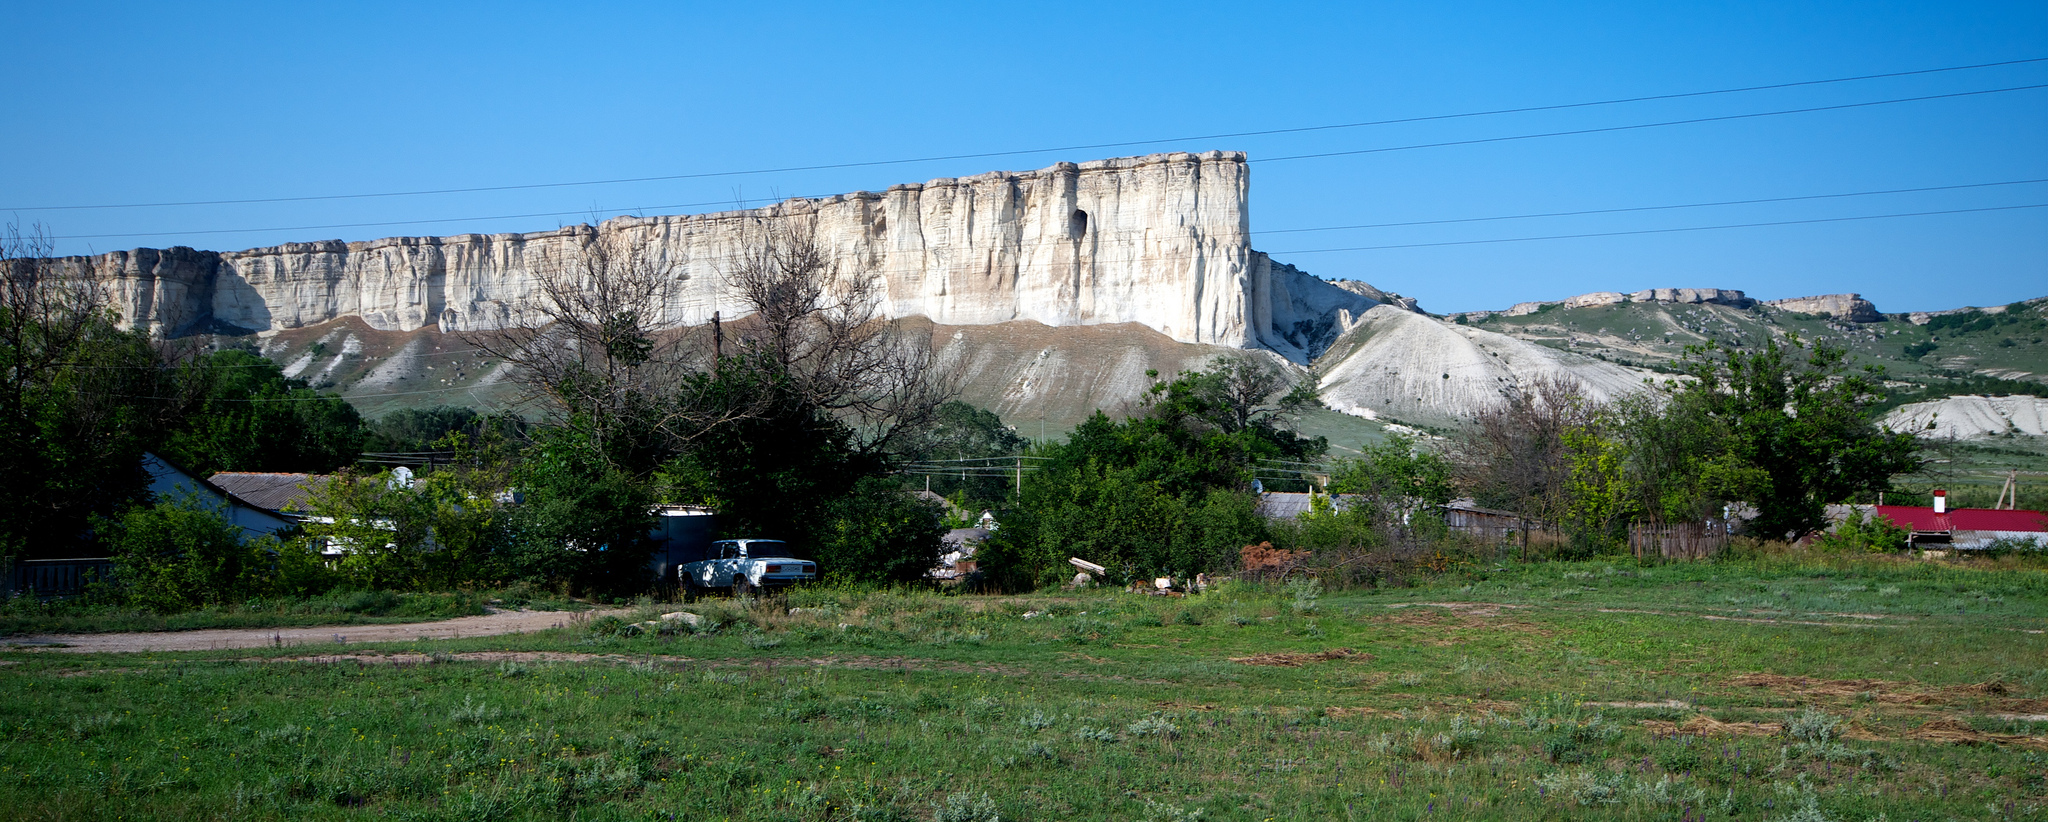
left=1068, top=209, right=1088, bottom=240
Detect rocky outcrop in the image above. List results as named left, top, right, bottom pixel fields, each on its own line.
left=59, top=152, right=1387, bottom=360
left=1765, top=293, right=1881, bottom=322
left=1503, top=287, right=1753, bottom=316
left=1882, top=395, right=2048, bottom=439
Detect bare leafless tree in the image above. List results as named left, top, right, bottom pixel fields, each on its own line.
left=720, top=213, right=953, bottom=456
left=471, top=212, right=953, bottom=468
left=1, top=223, right=112, bottom=406
left=1459, top=374, right=1598, bottom=520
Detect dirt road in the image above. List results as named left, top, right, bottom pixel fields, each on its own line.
left=6, top=608, right=618, bottom=653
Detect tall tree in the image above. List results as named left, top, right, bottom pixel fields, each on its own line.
left=0, top=224, right=172, bottom=556
left=1662, top=337, right=1920, bottom=540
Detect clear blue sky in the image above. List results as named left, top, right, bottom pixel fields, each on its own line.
left=4, top=1, right=2043, bottom=314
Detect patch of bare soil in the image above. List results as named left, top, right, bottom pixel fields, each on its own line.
left=8, top=609, right=607, bottom=653
left=1900, top=717, right=2048, bottom=749
left=1230, top=648, right=1367, bottom=667
left=1641, top=715, right=1783, bottom=738
left=1386, top=602, right=1531, bottom=618
left=1587, top=700, right=1694, bottom=710
left=1729, top=673, right=2025, bottom=707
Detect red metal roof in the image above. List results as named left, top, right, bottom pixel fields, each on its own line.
left=1874, top=506, right=2048, bottom=532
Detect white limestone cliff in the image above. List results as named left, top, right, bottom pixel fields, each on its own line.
left=60, top=152, right=1394, bottom=360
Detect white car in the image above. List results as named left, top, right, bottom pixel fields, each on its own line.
left=680, top=539, right=818, bottom=594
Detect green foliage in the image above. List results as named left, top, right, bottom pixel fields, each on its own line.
left=0, top=289, right=170, bottom=557
left=1874, top=373, right=2048, bottom=413
left=899, top=401, right=1029, bottom=508
left=363, top=405, right=524, bottom=452
left=1657, top=337, right=1920, bottom=539
left=99, top=495, right=284, bottom=612
left=506, top=427, right=656, bottom=593
left=655, top=361, right=873, bottom=545
left=1559, top=426, right=1636, bottom=553
left=986, top=364, right=1319, bottom=588
left=1812, top=508, right=1908, bottom=553
left=158, top=349, right=365, bottom=476
left=1923, top=307, right=2048, bottom=336
left=817, top=477, right=947, bottom=584
left=1327, top=434, right=1455, bottom=511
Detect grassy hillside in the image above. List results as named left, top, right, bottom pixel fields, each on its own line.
left=1463, top=297, right=2048, bottom=387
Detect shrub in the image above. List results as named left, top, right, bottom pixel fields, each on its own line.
left=101, top=495, right=279, bottom=611
left=1811, top=508, right=1907, bottom=553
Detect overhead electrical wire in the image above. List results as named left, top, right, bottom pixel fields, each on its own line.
left=34, top=84, right=2048, bottom=243
left=1254, top=179, right=2048, bottom=235
left=1266, top=202, right=2048, bottom=255
left=1257, top=83, right=2048, bottom=164
left=8, top=55, right=2044, bottom=213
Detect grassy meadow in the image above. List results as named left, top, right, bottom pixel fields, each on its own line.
left=3, top=555, right=2044, bottom=821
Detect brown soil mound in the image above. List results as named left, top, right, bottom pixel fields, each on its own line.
left=1231, top=648, right=1367, bottom=667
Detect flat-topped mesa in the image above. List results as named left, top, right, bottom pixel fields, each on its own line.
left=55, top=151, right=1382, bottom=360
left=1764, top=293, right=1882, bottom=322
left=1498, top=287, right=1756, bottom=317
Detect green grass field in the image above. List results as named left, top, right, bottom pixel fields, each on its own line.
left=4, top=556, right=2044, bottom=821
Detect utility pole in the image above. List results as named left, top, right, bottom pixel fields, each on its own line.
left=1015, top=455, right=1022, bottom=495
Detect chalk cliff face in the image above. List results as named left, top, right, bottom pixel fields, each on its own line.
left=60, top=152, right=1386, bottom=360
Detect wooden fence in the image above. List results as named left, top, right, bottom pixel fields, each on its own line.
left=4, top=558, right=113, bottom=597
left=1628, top=521, right=1730, bottom=560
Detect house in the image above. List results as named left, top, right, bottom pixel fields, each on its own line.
left=142, top=453, right=299, bottom=540
left=1872, top=504, right=2048, bottom=549
left=207, top=471, right=332, bottom=523
left=931, top=527, right=990, bottom=580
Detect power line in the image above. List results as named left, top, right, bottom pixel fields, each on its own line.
left=1267, top=202, right=2048, bottom=254
left=1259, top=83, right=2048, bottom=164
left=37, top=84, right=2048, bottom=244
left=10, top=56, right=2043, bottom=213
left=1255, top=179, right=2048, bottom=236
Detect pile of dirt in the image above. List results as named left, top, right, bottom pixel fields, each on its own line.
left=1230, top=648, right=1367, bottom=667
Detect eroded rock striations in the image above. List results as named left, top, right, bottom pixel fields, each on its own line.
left=59, top=152, right=1387, bottom=362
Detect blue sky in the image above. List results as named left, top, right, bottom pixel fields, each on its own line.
left=4, top=1, right=2043, bottom=314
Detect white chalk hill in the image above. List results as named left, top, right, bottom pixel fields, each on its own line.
left=1882, top=395, right=2048, bottom=440
left=1314, top=305, right=1655, bottom=427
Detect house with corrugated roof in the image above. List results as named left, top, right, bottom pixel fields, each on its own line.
left=1872, top=503, right=2048, bottom=549
left=206, top=471, right=332, bottom=522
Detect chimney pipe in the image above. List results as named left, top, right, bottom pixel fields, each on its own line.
left=1933, top=489, right=1947, bottom=514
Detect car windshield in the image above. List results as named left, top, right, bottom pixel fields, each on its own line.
left=744, top=540, right=811, bottom=561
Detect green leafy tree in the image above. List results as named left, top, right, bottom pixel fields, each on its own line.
left=1, top=224, right=174, bottom=557
left=816, top=477, right=947, bottom=584
left=1328, top=434, right=1455, bottom=520
left=983, top=364, right=1317, bottom=589
left=1662, top=337, right=1920, bottom=540
left=299, top=469, right=434, bottom=590
left=159, top=349, right=365, bottom=476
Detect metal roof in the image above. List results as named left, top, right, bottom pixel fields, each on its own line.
left=206, top=472, right=330, bottom=513
left=1873, top=506, right=2048, bottom=533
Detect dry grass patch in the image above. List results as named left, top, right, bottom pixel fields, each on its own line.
left=1229, top=648, right=1367, bottom=667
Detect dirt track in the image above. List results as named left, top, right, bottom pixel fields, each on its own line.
left=5, top=608, right=617, bottom=653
